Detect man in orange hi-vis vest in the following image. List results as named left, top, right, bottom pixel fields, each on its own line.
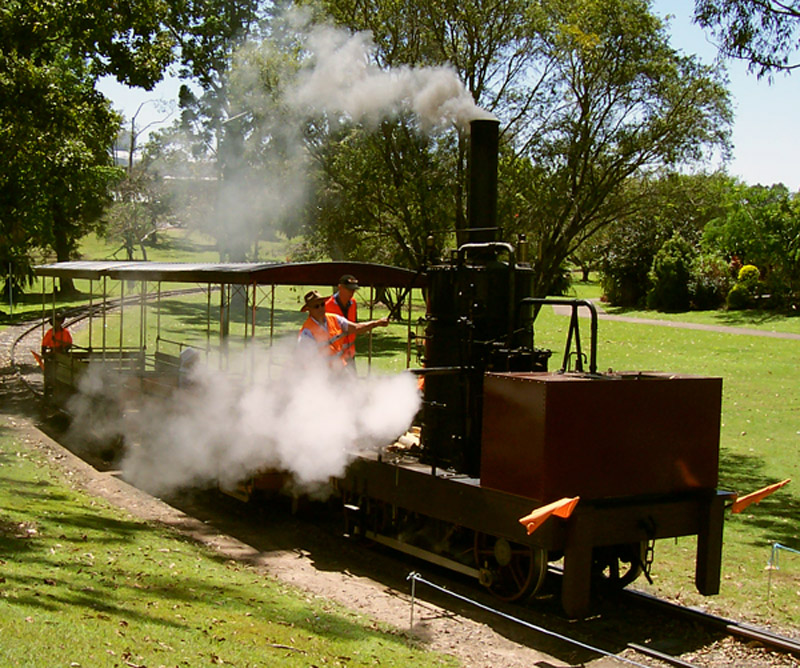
left=40, top=312, right=72, bottom=398
left=325, top=274, right=359, bottom=370
left=41, top=312, right=72, bottom=354
left=298, top=290, right=388, bottom=369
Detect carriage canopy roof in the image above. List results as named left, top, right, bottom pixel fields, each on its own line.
left=35, top=261, right=426, bottom=288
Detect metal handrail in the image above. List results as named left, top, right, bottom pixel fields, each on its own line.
left=520, top=298, right=598, bottom=375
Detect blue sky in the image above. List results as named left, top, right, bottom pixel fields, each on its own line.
left=653, top=0, right=799, bottom=189
left=98, top=0, right=799, bottom=189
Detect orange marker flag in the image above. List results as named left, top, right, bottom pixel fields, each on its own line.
left=31, top=350, right=44, bottom=370
left=519, top=496, right=580, bottom=535
left=731, top=479, right=791, bottom=514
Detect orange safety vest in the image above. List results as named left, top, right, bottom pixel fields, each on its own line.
left=299, top=313, right=349, bottom=367
left=325, top=294, right=357, bottom=362
left=42, top=327, right=72, bottom=352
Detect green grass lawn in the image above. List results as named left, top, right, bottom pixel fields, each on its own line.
left=0, top=425, right=455, bottom=668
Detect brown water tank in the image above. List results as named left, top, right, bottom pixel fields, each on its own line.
left=480, top=371, right=722, bottom=502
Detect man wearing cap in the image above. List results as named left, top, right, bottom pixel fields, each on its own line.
left=298, top=289, right=388, bottom=369
left=325, top=274, right=359, bottom=369
left=41, top=312, right=72, bottom=398
left=41, top=313, right=72, bottom=355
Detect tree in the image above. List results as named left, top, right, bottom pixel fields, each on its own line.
left=1, top=0, right=254, bottom=292
left=647, top=232, right=694, bottom=311
left=155, top=1, right=301, bottom=261
left=0, top=0, right=187, bottom=294
left=1, top=48, right=122, bottom=294
left=599, top=171, right=735, bottom=306
left=118, top=100, right=176, bottom=171
left=105, top=163, right=174, bottom=261
left=312, top=0, right=542, bottom=247
left=293, top=0, right=731, bottom=294
left=703, top=183, right=800, bottom=306
left=304, top=120, right=458, bottom=266
left=500, top=0, right=732, bottom=296
left=695, top=0, right=800, bottom=76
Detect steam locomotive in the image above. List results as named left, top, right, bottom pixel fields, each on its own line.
left=335, top=119, right=727, bottom=617
left=35, top=119, right=729, bottom=618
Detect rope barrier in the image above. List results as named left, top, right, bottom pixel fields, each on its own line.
left=406, top=571, right=657, bottom=668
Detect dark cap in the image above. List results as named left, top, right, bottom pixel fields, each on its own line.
left=338, top=274, right=359, bottom=290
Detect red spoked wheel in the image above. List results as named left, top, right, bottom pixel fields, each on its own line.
left=473, top=532, right=548, bottom=602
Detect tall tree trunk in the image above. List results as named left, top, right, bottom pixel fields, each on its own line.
left=52, top=211, right=77, bottom=295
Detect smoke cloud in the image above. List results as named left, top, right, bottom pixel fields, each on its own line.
left=67, top=342, right=421, bottom=497
left=87, top=11, right=481, bottom=496
left=288, top=22, right=495, bottom=130
left=163, top=9, right=493, bottom=257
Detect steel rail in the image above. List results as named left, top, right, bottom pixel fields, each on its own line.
left=623, top=587, right=800, bottom=658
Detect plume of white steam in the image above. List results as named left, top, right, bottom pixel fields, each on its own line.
left=68, top=341, right=421, bottom=497
left=288, top=23, right=495, bottom=130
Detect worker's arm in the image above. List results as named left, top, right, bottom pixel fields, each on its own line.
left=349, top=318, right=389, bottom=336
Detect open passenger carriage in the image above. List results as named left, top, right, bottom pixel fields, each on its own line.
left=35, top=260, right=421, bottom=404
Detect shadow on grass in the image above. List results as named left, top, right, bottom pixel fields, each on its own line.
left=603, top=304, right=800, bottom=328
left=151, top=233, right=218, bottom=255
left=718, top=450, right=799, bottom=547
left=0, top=472, right=422, bottom=651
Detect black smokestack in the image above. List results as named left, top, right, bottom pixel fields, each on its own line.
left=467, top=118, right=500, bottom=244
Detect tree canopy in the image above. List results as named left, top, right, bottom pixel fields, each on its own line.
left=703, top=183, right=800, bottom=303
left=0, top=0, right=264, bottom=291
left=295, top=0, right=732, bottom=294
left=3, top=0, right=736, bottom=305
left=0, top=0, right=186, bottom=291
left=695, top=0, right=800, bottom=76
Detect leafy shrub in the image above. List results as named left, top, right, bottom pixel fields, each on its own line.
left=738, top=264, right=760, bottom=284
left=689, top=254, right=732, bottom=310
left=726, top=263, right=761, bottom=309
left=599, top=222, right=663, bottom=307
left=548, top=263, right=573, bottom=296
left=646, top=234, right=694, bottom=311
left=726, top=283, right=751, bottom=310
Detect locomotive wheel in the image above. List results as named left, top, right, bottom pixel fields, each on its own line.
left=592, top=541, right=646, bottom=589
left=473, top=532, right=547, bottom=602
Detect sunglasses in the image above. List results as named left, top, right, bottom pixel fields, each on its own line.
left=311, top=302, right=326, bottom=309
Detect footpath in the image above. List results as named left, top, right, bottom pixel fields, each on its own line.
left=551, top=301, right=800, bottom=341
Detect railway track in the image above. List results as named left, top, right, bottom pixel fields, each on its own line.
left=621, top=587, right=800, bottom=665
left=4, top=320, right=800, bottom=667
